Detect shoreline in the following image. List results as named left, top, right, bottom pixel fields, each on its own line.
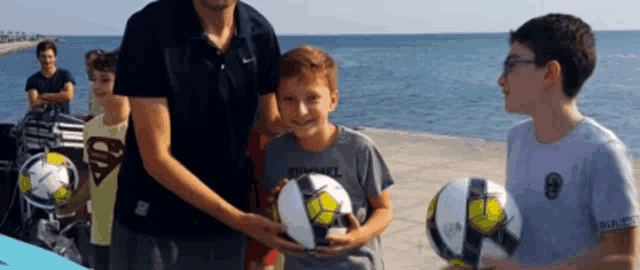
left=0, top=41, right=36, bottom=56
left=0, top=38, right=63, bottom=56
left=354, top=125, right=640, bottom=161
left=354, top=126, right=502, bottom=143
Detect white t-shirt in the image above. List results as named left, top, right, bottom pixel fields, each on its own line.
left=506, top=117, right=639, bottom=267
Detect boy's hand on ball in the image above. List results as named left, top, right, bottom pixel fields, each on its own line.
left=314, top=213, right=367, bottom=257
left=266, top=178, right=289, bottom=205
left=264, top=178, right=288, bottom=219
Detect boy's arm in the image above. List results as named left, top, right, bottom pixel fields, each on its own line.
left=585, top=142, right=639, bottom=269
left=358, top=142, right=395, bottom=242
left=316, top=192, right=393, bottom=256
left=58, top=124, right=92, bottom=215
left=317, top=141, right=395, bottom=255
left=357, top=190, right=393, bottom=243
left=57, top=170, right=90, bottom=215
left=515, top=227, right=637, bottom=270
left=526, top=142, right=639, bottom=270
left=574, top=227, right=637, bottom=270
left=535, top=142, right=638, bottom=270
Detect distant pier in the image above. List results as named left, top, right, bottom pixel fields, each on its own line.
left=0, top=32, right=64, bottom=56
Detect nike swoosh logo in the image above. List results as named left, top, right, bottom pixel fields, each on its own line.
left=242, top=57, right=254, bottom=64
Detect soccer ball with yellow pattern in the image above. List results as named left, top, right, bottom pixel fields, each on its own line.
left=275, top=173, right=353, bottom=251
left=18, top=152, right=79, bottom=211
left=426, top=177, right=523, bottom=269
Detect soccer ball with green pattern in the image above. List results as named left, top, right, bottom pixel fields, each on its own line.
left=18, top=152, right=79, bottom=211
left=426, top=177, right=523, bottom=269
left=275, top=173, right=353, bottom=251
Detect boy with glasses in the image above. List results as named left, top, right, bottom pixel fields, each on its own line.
left=481, top=13, right=639, bottom=270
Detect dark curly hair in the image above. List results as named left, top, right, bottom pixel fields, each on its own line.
left=85, top=49, right=105, bottom=62
left=35, top=40, right=57, bottom=58
left=90, top=48, right=120, bottom=74
left=509, top=13, right=596, bottom=98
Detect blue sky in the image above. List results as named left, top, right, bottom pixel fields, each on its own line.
left=2, top=0, right=639, bottom=36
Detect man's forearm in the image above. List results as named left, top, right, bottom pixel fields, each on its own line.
left=40, top=92, right=72, bottom=102
left=257, top=117, right=288, bottom=139
left=144, top=155, right=247, bottom=231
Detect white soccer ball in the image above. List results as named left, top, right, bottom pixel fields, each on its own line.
left=17, top=152, right=79, bottom=210
left=426, top=177, right=522, bottom=269
left=275, top=173, right=353, bottom=251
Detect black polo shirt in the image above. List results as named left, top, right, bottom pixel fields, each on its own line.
left=112, top=0, right=281, bottom=238
left=24, top=69, right=75, bottom=114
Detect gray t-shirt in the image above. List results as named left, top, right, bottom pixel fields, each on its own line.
left=506, top=118, right=639, bottom=267
left=261, top=125, right=394, bottom=270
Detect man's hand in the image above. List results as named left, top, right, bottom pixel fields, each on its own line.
left=314, top=212, right=368, bottom=257
left=260, top=178, right=311, bottom=256
left=239, top=212, right=306, bottom=255
left=32, top=97, right=49, bottom=109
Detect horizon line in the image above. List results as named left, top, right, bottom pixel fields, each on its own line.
left=49, top=28, right=640, bottom=37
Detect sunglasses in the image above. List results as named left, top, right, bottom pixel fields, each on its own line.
left=502, top=58, right=536, bottom=77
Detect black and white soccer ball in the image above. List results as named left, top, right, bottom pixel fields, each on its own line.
left=426, top=177, right=523, bottom=269
left=275, top=173, right=353, bottom=251
left=17, top=152, right=79, bottom=211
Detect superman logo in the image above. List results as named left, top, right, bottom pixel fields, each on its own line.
left=86, top=137, right=125, bottom=187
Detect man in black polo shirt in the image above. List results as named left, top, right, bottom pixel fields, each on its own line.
left=109, top=0, right=302, bottom=269
left=25, top=41, right=75, bottom=114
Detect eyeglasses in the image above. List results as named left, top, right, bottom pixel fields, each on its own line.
left=502, top=59, right=536, bottom=77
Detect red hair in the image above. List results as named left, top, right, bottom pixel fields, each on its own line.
left=279, top=45, right=338, bottom=93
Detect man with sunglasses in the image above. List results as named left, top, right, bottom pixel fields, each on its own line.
left=481, top=13, right=638, bottom=270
